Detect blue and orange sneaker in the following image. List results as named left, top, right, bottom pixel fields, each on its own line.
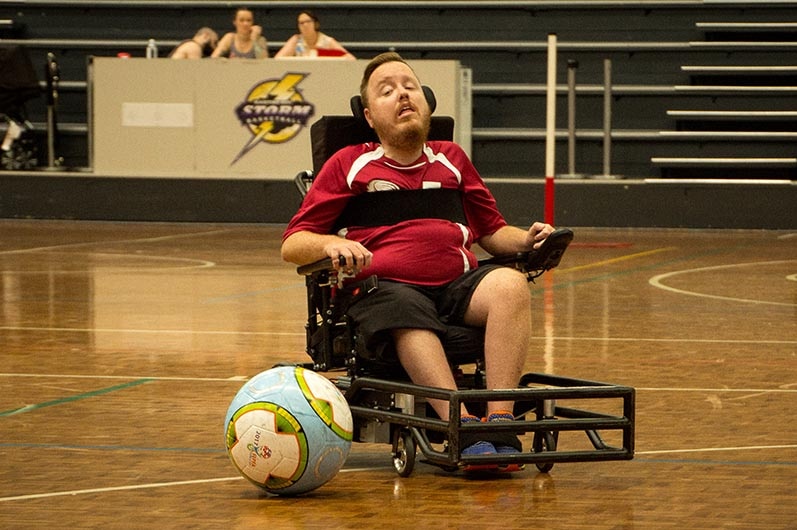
left=460, top=414, right=498, bottom=472
left=487, top=410, right=525, bottom=472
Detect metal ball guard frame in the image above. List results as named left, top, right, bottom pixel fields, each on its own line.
left=294, top=227, right=635, bottom=476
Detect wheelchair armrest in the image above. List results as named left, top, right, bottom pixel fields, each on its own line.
left=297, top=256, right=358, bottom=289
left=479, top=228, right=574, bottom=281
left=297, top=256, right=335, bottom=276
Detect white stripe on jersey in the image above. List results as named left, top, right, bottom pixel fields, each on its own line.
left=423, top=144, right=462, bottom=184
left=457, top=222, right=471, bottom=273
left=346, top=145, right=385, bottom=188
left=345, top=144, right=462, bottom=188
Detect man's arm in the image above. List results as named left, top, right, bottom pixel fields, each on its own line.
left=477, top=222, right=554, bottom=256
left=282, top=230, right=372, bottom=273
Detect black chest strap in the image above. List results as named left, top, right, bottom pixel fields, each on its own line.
left=332, top=188, right=467, bottom=231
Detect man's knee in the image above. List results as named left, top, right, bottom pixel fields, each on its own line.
left=486, top=268, right=531, bottom=306
left=467, top=268, right=530, bottom=323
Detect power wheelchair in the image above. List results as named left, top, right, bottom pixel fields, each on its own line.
left=288, top=92, right=635, bottom=476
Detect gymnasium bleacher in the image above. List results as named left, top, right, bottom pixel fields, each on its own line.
left=0, top=1, right=795, bottom=228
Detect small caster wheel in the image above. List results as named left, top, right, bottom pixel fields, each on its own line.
left=392, top=428, right=416, bottom=477
left=532, top=431, right=558, bottom=473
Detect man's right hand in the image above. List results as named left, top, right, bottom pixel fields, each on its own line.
left=323, top=240, right=372, bottom=274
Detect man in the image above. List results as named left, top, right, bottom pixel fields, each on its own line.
left=169, top=27, right=219, bottom=59
left=282, top=52, right=554, bottom=465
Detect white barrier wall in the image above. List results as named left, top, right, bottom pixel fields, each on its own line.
left=90, top=57, right=469, bottom=179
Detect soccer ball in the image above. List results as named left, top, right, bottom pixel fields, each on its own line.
left=224, top=365, right=353, bottom=495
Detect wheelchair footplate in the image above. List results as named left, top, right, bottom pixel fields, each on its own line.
left=335, top=373, right=635, bottom=476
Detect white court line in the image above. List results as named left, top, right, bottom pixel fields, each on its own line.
left=636, top=387, right=797, bottom=393
left=1, top=326, right=793, bottom=345
left=0, top=477, right=243, bottom=503
left=538, top=336, right=797, bottom=345
left=2, top=440, right=794, bottom=504
left=649, top=259, right=797, bottom=307
left=0, top=373, right=251, bottom=382
left=1, top=251, right=216, bottom=273
left=0, top=468, right=378, bottom=503
left=2, top=373, right=796, bottom=394
left=0, top=326, right=304, bottom=336
left=0, top=228, right=237, bottom=256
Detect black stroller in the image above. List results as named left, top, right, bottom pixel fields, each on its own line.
left=0, top=45, right=42, bottom=169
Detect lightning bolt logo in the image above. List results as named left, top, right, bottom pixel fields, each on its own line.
left=231, top=73, right=315, bottom=166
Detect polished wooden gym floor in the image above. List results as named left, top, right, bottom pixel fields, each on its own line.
left=1, top=219, right=795, bottom=529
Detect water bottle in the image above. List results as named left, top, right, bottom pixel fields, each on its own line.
left=146, top=39, right=158, bottom=58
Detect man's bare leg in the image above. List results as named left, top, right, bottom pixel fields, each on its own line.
left=464, top=268, right=531, bottom=417
left=393, top=328, right=468, bottom=421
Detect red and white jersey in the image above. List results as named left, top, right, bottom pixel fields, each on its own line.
left=284, top=140, right=507, bottom=286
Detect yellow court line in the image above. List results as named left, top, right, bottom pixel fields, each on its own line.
left=637, top=444, right=797, bottom=456
left=557, top=247, right=676, bottom=273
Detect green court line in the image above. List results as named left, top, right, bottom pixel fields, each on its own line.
left=0, top=378, right=154, bottom=417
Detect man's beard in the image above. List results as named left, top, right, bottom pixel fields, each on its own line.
left=373, top=113, right=431, bottom=153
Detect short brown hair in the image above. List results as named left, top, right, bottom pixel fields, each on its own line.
left=298, top=10, right=320, bottom=30
left=359, top=52, right=415, bottom=108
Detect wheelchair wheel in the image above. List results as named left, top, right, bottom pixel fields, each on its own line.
left=532, top=431, right=558, bottom=473
left=1, top=137, right=38, bottom=170
left=392, top=428, right=416, bottom=477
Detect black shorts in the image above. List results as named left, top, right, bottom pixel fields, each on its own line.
left=344, top=265, right=502, bottom=360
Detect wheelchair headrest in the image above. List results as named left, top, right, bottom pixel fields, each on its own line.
left=349, top=85, right=437, bottom=122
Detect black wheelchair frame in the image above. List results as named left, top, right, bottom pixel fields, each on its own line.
left=289, top=112, right=635, bottom=476
left=0, top=46, right=63, bottom=170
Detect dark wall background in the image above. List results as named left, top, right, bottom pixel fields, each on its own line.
left=1, top=1, right=795, bottom=228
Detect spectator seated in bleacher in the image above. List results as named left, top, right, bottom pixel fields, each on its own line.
left=169, top=27, right=219, bottom=59
left=275, top=10, right=354, bottom=60
left=211, top=7, right=268, bottom=59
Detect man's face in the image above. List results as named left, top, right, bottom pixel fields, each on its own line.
left=200, top=32, right=219, bottom=52
left=363, top=61, right=431, bottom=150
left=202, top=35, right=218, bottom=57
